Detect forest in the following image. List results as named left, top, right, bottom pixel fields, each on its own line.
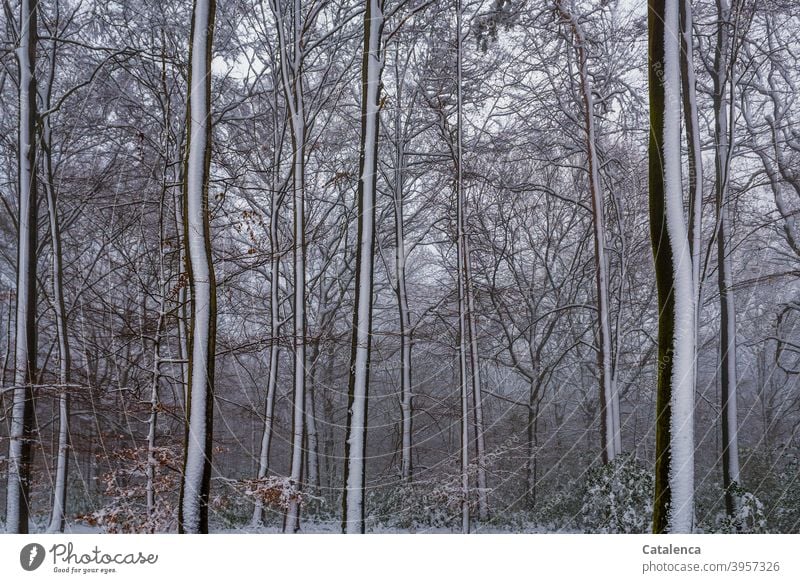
left=1, top=0, right=799, bottom=534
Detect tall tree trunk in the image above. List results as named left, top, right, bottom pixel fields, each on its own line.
left=6, top=0, right=38, bottom=535
left=525, top=380, right=541, bottom=509
left=712, top=0, right=741, bottom=519
left=342, top=0, right=385, bottom=534
left=680, top=0, right=704, bottom=350
left=270, top=0, right=307, bottom=534
left=464, top=240, right=488, bottom=520
left=251, top=89, right=283, bottom=527
left=145, top=50, right=176, bottom=527
left=649, top=0, right=696, bottom=534
left=392, top=99, right=413, bottom=484
left=178, top=0, right=217, bottom=534
left=41, top=28, right=71, bottom=532
left=455, top=0, right=470, bottom=535
left=557, top=0, right=622, bottom=463
left=145, top=307, right=164, bottom=525
left=305, top=341, right=321, bottom=497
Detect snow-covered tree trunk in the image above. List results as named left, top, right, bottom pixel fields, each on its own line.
left=712, top=0, right=740, bottom=519
left=41, top=34, right=71, bottom=532
left=392, top=103, right=414, bottom=484
left=251, top=89, right=283, bottom=527
left=6, top=0, right=38, bottom=535
left=649, top=0, right=695, bottom=534
left=342, top=0, right=385, bottom=534
left=680, top=0, right=703, bottom=340
left=456, top=0, right=470, bottom=534
left=178, top=0, right=217, bottom=535
left=270, top=0, right=307, bottom=534
left=557, top=0, right=622, bottom=463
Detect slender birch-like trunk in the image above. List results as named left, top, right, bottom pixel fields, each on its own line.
left=557, top=0, right=621, bottom=463
left=178, top=0, right=217, bottom=534
left=342, top=0, right=385, bottom=534
left=464, top=240, right=488, bottom=519
left=41, top=25, right=71, bottom=531
left=6, top=0, right=38, bottom=535
left=455, top=0, right=470, bottom=534
left=43, top=126, right=70, bottom=534
left=145, top=306, right=165, bottom=523
left=270, top=0, right=307, bottom=533
left=251, top=88, right=283, bottom=527
left=680, top=0, right=704, bottom=342
left=392, top=90, right=414, bottom=484
left=649, top=0, right=696, bottom=534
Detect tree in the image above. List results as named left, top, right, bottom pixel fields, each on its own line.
left=342, top=0, right=385, bottom=534
left=40, top=2, right=71, bottom=532
left=649, top=0, right=696, bottom=534
left=556, top=0, right=622, bottom=464
left=178, top=0, right=217, bottom=535
left=250, top=75, right=285, bottom=527
left=711, top=0, right=742, bottom=520
left=5, top=0, right=38, bottom=535
left=268, top=0, right=310, bottom=534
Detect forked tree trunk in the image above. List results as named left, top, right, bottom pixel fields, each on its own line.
left=270, top=0, right=307, bottom=534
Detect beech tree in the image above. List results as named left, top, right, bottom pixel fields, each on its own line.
left=178, top=0, right=217, bottom=535
left=342, top=0, right=385, bottom=535
left=556, top=0, right=622, bottom=464
left=5, top=0, right=38, bottom=535
left=1, top=0, right=799, bottom=536
left=649, top=0, right=696, bottom=534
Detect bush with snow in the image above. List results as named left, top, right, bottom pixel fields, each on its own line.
left=368, top=477, right=473, bottom=531
left=712, top=486, right=767, bottom=533
left=770, top=453, right=800, bottom=533
left=579, top=454, right=653, bottom=533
